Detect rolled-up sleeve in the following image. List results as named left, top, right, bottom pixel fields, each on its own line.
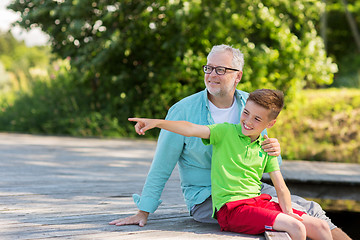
left=133, top=106, right=185, bottom=213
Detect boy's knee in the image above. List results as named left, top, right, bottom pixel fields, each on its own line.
left=287, top=220, right=306, bottom=240
left=318, top=219, right=331, bottom=234
left=294, top=221, right=306, bottom=234
left=274, top=213, right=306, bottom=240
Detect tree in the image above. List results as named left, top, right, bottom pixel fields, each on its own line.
left=341, top=0, right=360, bottom=52
left=319, top=0, right=360, bottom=87
left=8, top=0, right=337, bottom=135
left=321, top=0, right=360, bottom=57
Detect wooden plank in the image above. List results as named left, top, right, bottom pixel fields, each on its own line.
left=0, top=133, right=264, bottom=240
left=265, top=231, right=291, bottom=240
left=262, top=161, right=360, bottom=200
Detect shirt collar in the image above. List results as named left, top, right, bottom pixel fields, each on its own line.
left=203, top=89, right=210, bottom=109
left=204, top=88, right=245, bottom=108
left=234, top=89, right=244, bottom=101
left=203, top=88, right=247, bottom=125
left=236, top=124, right=265, bottom=146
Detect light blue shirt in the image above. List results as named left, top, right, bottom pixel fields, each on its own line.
left=132, top=89, right=282, bottom=213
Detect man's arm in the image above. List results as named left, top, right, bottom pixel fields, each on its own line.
left=269, top=170, right=303, bottom=221
left=128, top=118, right=210, bottom=139
left=109, top=123, right=184, bottom=227
left=110, top=116, right=210, bottom=227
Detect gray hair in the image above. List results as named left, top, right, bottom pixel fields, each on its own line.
left=207, top=44, right=244, bottom=71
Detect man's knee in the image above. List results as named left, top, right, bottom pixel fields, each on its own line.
left=331, top=227, right=352, bottom=240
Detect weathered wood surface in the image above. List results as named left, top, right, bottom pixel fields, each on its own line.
left=2, top=133, right=359, bottom=240
left=263, top=160, right=360, bottom=200
left=0, top=133, right=264, bottom=240
left=265, top=231, right=291, bottom=240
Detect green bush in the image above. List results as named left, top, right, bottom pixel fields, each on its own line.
left=1, top=81, right=358, bottom=163
left=269, top=88, right=360, bottom=163
left=0, top=63, right=128, bottom=138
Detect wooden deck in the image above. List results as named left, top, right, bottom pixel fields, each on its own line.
left=262, top=161, right=360, bottom=200
left=1, top=133, right=359, bottom=239
left=0, top=133, right=264, bottom=240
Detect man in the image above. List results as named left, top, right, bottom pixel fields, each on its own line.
left=127, top=89, right=332, bottom=239
left=110, top=44, right=350, bottom=240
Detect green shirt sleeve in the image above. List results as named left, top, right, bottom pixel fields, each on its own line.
left=264, top=155, right=280, bottom=173
left=201, top=123, right=225, bottom=146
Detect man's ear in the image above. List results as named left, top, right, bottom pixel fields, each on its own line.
left=235, top=70, right=243, bottom=84
left=267, top=119, right=276, bottom=129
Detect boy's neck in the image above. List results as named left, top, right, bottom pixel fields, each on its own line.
left=249, top=135, right=260, bottom=143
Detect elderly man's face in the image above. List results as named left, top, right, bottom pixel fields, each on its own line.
left=204, top=51, right=241, bottom=98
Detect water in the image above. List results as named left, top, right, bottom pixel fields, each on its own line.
left=327, top=210, right=360, bottom=239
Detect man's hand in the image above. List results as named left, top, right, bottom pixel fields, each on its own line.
left=109, top=210, right=149, bottom=227
left=261, top=135, right=281, bottom=157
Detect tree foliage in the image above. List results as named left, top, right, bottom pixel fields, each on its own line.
left=8, top=0, right=337, bottom=135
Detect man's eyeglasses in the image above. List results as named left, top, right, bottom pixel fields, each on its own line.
left=202, top=65, right=239, bottom=75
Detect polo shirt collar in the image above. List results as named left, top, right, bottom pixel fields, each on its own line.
left=236, top=124, right=265, bottom=146
left=234, top=89, right=246, bottom=105
left=203, top=89, right=210, bottom=108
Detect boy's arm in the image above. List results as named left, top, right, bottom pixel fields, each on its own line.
left=269, top=170, right=303, bottom=221
left=128, top=118, right=210, bottom=139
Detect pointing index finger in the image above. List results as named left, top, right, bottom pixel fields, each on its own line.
left=128, top=117, right=141, bottom=122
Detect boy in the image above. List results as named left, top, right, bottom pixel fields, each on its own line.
left=128, top=89, right=331, bottom=240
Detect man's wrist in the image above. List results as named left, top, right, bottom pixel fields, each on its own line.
left=138, top=210, right=149, bottom=217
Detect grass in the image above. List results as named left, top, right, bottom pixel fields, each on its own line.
left=269, top=88, right=360, bottom=163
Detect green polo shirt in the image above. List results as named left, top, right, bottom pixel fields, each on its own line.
left=202, top=122, right=280, bottom=217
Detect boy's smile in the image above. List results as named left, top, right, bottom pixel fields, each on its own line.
left=240, top=100, right=276, bottom=142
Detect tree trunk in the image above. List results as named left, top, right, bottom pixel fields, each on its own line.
left=341, top=0, right=360, bottom=52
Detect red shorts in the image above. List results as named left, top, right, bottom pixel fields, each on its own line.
left=216, top=194, right=305, bottom=235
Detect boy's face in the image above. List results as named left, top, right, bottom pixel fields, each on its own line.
left=240, top=100, right=276, bottom=142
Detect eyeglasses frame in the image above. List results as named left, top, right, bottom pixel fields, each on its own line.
left=202, top=65, right=240, bottom=75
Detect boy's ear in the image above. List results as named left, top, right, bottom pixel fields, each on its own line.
left=266, top=119, right=276, bottom=129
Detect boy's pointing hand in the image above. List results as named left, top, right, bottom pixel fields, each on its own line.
left=128, top=118, right=157, bottom=135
